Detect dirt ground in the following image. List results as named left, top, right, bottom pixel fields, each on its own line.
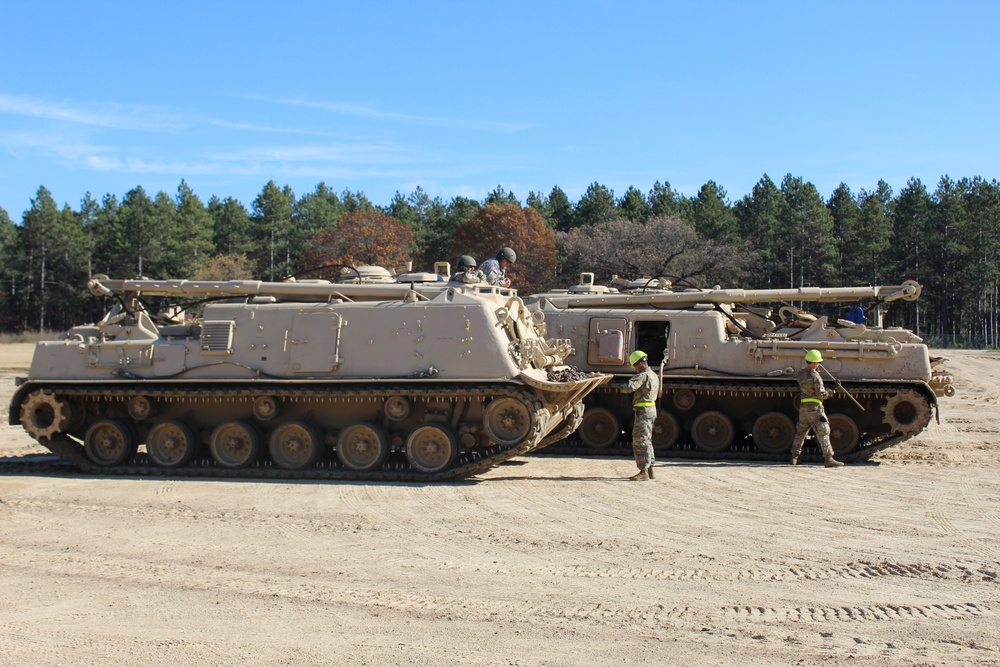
left=1, top=343, right=997, bottom=666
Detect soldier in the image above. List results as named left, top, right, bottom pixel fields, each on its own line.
left=478, top=247, right=516, bottom=287
left=790, top=349, right=845, bottom=467
left=621, top=350, right=659, bottom=481
left=451, top=255, right=484, bottom=284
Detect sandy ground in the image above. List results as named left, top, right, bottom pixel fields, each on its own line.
left=0, top=344, right=998, bottom=666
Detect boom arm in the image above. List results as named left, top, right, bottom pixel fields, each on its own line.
left=537, top=281, right=922, bottom=309
left=88, top=277, right=458, bottom=302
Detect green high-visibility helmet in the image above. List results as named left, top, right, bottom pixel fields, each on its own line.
left=629, top=350, right=648, bottom=366
left=804, top=349, right=823, bottom=363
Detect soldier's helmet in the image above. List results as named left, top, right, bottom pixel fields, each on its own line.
left=497, top=247, right=517, bottom=264
left=804, top=349, right=823, bottom=363
left=457, top=255, right=477, bottom=271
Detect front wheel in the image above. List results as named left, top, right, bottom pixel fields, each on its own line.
left=483, top=397, right=533, bottom=447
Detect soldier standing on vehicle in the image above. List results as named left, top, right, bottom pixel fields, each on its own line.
left=451, top=255, right=484, bottom=284
left=478, top=247, right=516, bottom=287
left=622, top=350, right=659, bottom=481
left=790, top=349, right=844, bottom=467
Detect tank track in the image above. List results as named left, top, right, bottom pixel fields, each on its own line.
left=10, top=382, right=569, bottom=482
left=544, top=381, right=934, bottom=464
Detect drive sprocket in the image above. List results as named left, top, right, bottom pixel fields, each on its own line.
left=881, top=388, right=932, bottom=437
left=19, top=389, right=72, bottom=440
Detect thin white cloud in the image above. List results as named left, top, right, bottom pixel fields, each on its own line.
left=0, top=94, right=181, bottom=131
left=260, top=95, right=534, bottom=133
left=210, top=143, right=409, bottom=165
left=0, top=93, right=342, bottom=138
left=0, top=129, right=434, bottom=180
left=200, top=118, right=345, bottom=137
left=0, top=92, right=534, bottom=141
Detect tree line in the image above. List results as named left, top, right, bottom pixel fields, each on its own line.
left=1, top=174, right=997, bottom=347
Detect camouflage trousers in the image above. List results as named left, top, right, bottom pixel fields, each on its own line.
left=790, top=403, right=835, bottom=460
left=632, top=406, right=656, bottom=470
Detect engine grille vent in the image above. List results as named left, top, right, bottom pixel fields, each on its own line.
left=201, top=320, right=235, bottom=355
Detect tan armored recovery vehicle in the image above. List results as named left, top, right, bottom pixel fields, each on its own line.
left=9, top=275, right=610, bottom=481
left=521, top=275, right=954, bottom=463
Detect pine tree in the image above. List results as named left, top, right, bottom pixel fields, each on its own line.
left=778, top=175, right=835, bottom=288
left=575, top=182, right=617, bottom=227
left=617, top=186, right=650, bottom=222
left=734, top=175, right=783, bottom=288
left=250, top=181, right=296, bottom=281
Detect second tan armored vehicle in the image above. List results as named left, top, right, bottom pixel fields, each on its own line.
left=522, top=275, right=953, bottom=463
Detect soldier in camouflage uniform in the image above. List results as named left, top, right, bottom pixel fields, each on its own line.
left=478, top=247, right=516, bottom=287
left=790, top=349, right=845, bottom=468
left=450, top=255, right=484, bottom=284
left=622, top=350, right=659, bottom=481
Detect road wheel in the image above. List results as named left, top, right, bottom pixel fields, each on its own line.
left=652, top=410, right=680, bottom=449
left=483, top=397, right=533, bottom=446
left=828, top=413, right=860, bottom=456
left=269, top=421, right=322, bottom=470
left=337, top=422, right=390, bottom=472
left=209, top=420, right=261, bottom=468
left=691, top=411, right=734, bottom=452
left=578, top=408, right=620, bottom=449
left=146, top=420, right=198, bottom=468
left=84, top=419, right=136, bottom=466
left=752, top=412, right=794, bottom=454
left=406, top=425, right=458, bottom=474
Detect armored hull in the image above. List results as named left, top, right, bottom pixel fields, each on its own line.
left=523, top=276, right=953, bottom=463
left=9, top=277, right=609, bottom=480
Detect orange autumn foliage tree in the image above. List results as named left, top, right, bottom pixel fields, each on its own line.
left=304, top=209, right=415, bottom=273
left=450, top=203, right=558, bottom=294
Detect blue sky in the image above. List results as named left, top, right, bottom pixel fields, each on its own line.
left=1, top=1, right=997, bottom=216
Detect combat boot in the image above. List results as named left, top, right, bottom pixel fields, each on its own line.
left=789, top=456, right=799, bottom=465
left=629, top=469, right=649, bottom=481
left=824, top=458, right=845, bottom=468
left=646, top=466, right=655, bottom=480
